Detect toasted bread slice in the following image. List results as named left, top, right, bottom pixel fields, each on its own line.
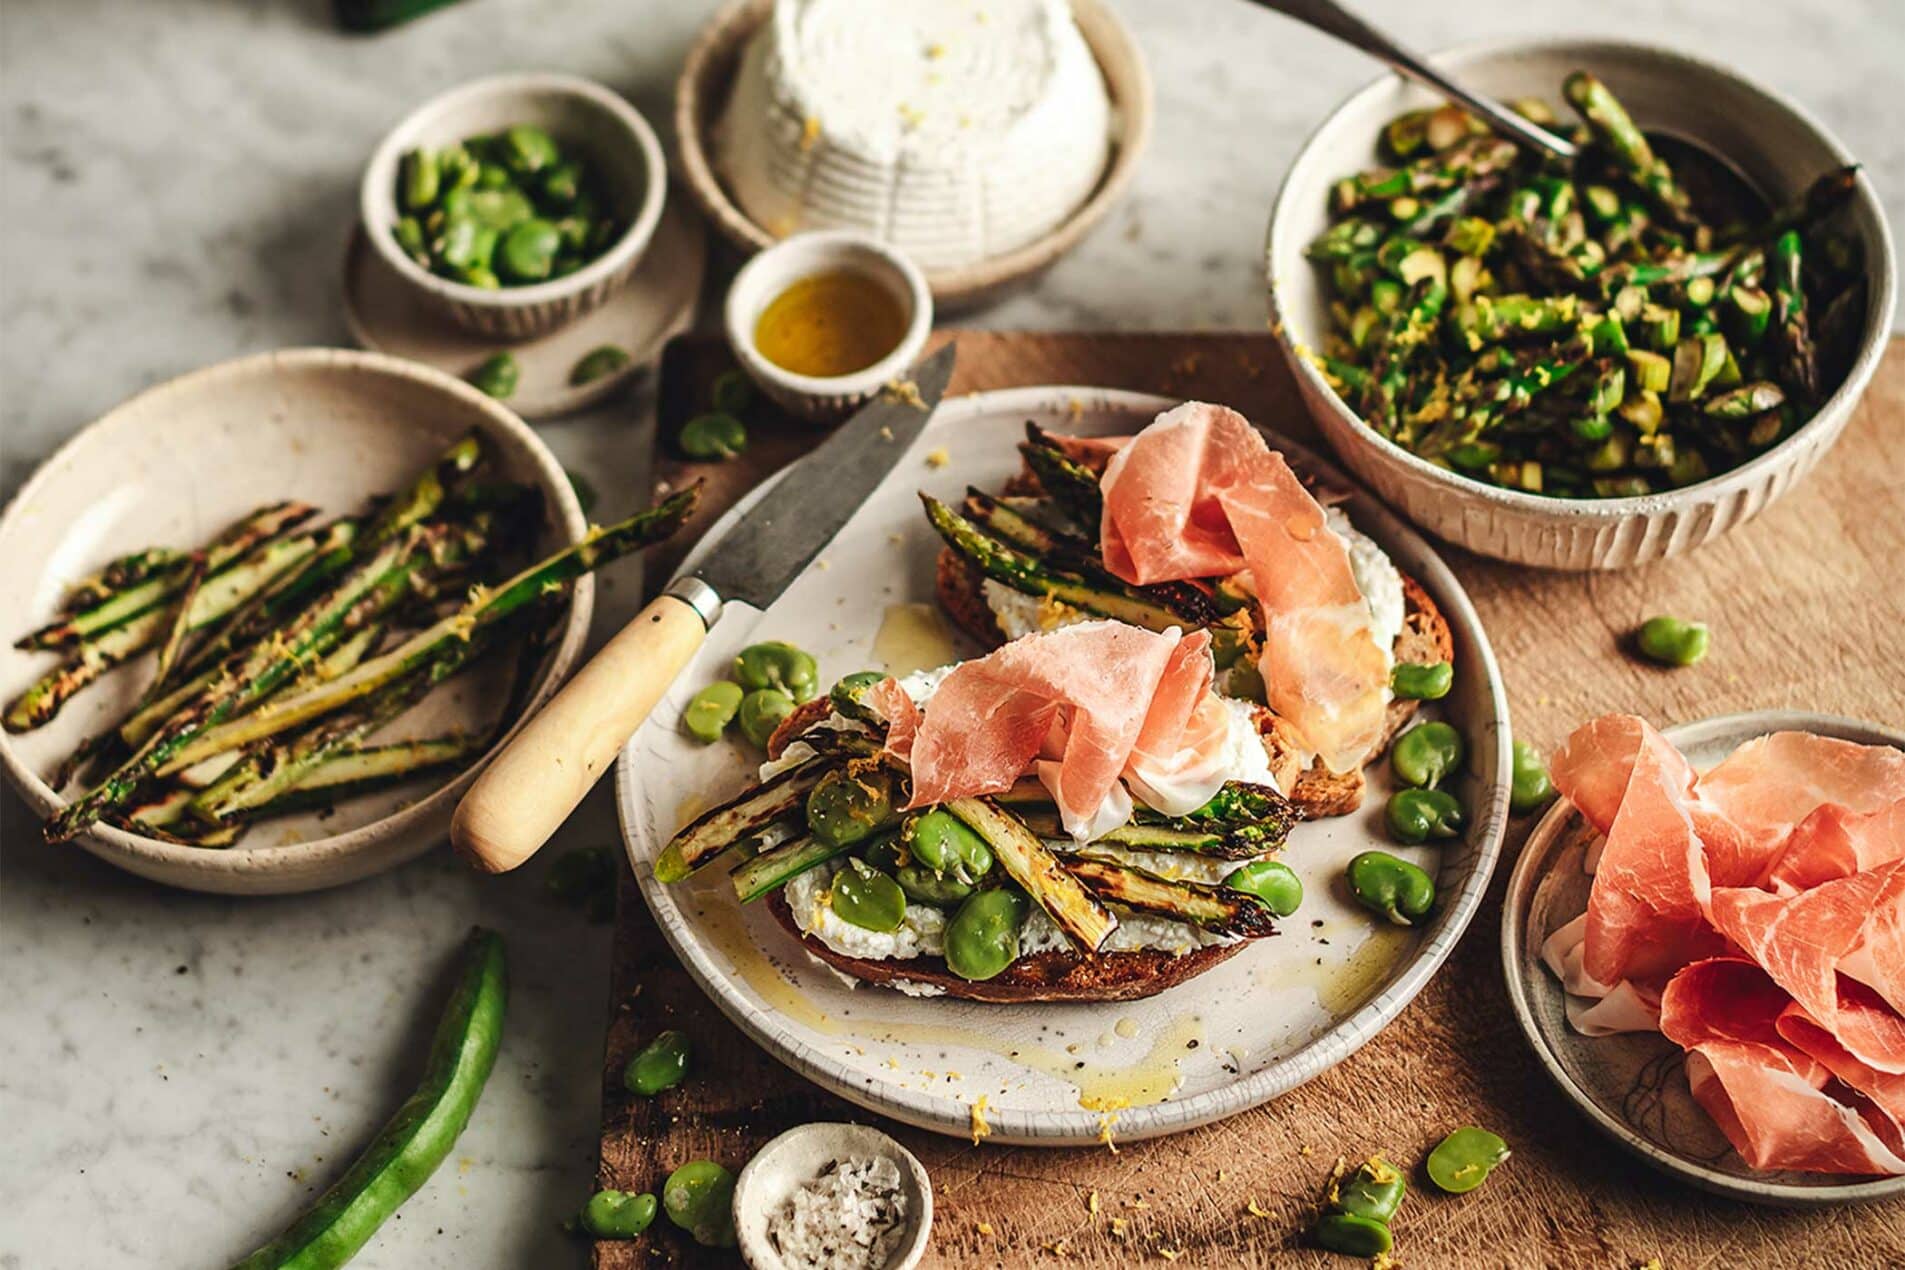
left=766, top=890, right=1248, bottom=1003
left=933, top=549, right=1455, bottom=818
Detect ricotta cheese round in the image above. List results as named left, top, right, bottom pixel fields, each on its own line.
left=717, top=0, right=1112, bottom=270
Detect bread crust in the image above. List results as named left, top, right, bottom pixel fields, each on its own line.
left=766, top=890, right=1248, bottom=1003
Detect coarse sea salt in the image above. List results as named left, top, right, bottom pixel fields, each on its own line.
left=766, top=1154, right=909, bottom=1270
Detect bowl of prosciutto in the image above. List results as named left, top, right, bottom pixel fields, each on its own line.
left=1504, top=710, right=1905, bottom=1204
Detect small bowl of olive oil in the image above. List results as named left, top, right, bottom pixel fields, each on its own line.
left=724, top=230, right=932, bottom=423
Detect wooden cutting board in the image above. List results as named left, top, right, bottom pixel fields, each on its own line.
left=596, top=331, right=1905, bottom=1269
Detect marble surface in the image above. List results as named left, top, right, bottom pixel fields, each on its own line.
left=0, top=1, right=1899, bottom=1266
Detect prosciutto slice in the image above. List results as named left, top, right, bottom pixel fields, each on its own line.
left=1708, top=860, right=1905, bottom=1074
left=1659, top=959, right=1905, bottom=1175
left=883, top=621, right=1232, bottom=841
left=1679, top=732, right=1905, bottom=887
left=1550, top=715, right=1720, bottom=987
left=1763, top=798, right=1905, bottom=893
left=1543, top=714, right=1905, bottom=1177
left=1095, top=402, right=1388, bottom=773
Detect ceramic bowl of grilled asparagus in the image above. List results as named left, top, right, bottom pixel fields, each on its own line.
left=0, top=348, right=696, bottom=895
left=1266, top=38, right=1894, bottom=570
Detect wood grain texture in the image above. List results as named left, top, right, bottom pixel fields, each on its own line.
left=599, top=332, right=1905, bottom=1269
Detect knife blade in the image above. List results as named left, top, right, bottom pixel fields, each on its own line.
left=450, top=342, right=957, bottom=874
left=677, top=342, right=957, bottom=616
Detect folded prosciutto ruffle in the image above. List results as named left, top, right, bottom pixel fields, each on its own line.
left=1094, top=402, right=1389, bottom=775
left=1661, top=959, right=1905, bottom=1175
left=877, top=621, right=1234, bottom=841
left=1547, top=714, right=1905, bottom=1177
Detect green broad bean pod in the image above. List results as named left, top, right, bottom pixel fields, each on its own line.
left=1390, top=721, right=1465, bottom=788
left=623, top=1029, right=691, bottom=1096
left=1386, top=787, right=1465, bottom=844
left=1221, top=859, right=1304, bottom=917
left=683, top=681, right=743, bottom=743
left=1635, top=615, right=1709, bottom=667
left=662, top=1160, right=736, bottom=1247
left=944, top=889, right=1028, bottom=981
left=1346, top=850, right=1437, bottom=926
left=581, top=1189, right=656, bottom=1239
left=733, top=641, right=819, bottom=702
left=1389, top=661, right=1453, bottom=700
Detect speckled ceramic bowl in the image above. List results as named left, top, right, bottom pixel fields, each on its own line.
left=361, top=73, right=666, bottom=340
left=1502, top=710, right=1905, bottom=1206
left=732, top=1123, right=932, bottom=1270
left=0, top=349, right=592, bottom=895
left=1265, top=39, right=1895, bottom=570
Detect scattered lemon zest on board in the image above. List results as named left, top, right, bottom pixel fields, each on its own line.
left=969, top=1094, right=991, bottom=1144
left=1087, top=1191, right=1100, bottom=1215
left=1247, top=1197, right=1275, bottom=1220
left=1157, top=1247, right=1182, bottom=1262
left=976, top=1221, right=995, bottom=1236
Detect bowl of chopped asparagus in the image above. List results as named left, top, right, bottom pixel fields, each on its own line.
left=1266, top=39, right=1893, bottom=570
left=0, top=348, right=697, bottom=894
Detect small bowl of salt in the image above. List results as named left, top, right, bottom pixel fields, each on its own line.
left=732, top=1122, right=933, bottom=1270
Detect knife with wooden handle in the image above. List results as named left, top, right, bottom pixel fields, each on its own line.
left=451, top=343, right=957, bottom=873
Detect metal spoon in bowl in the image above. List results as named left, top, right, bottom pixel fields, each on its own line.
left=1243, top=0, right=1769, bottom=216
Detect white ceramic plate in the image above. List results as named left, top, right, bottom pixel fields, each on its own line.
left=343, top=194, right=706, bottom=420
left=615, top=387, right=1511, bottom=1145
left=0, top=348, right=591, bottom=894
left=1502, top=710, right=1905, bottom=1206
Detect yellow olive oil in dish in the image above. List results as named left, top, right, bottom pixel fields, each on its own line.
left=753, top=270, right=907, bottom=378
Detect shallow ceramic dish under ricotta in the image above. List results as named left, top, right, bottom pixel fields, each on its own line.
left=617, top=386, right=1511, bottom=1145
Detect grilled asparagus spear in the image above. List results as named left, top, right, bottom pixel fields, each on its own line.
left=655, top=757, right=830, bottom=882
left=921, top=495, right=1189, bottom=633
left=5, top=528, right=330, bottom=733
left=945, top=797, right=1118, bottom=952
left=1061, top=854, right=1278, bottom=937
left=148, top=490, right=696, bottom=778
left=16, top=501, right=316, bottom=651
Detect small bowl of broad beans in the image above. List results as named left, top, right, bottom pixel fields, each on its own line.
left=1266, top=39, right=1893, bottom=570
left=361, top=72, right=666, bottom=340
